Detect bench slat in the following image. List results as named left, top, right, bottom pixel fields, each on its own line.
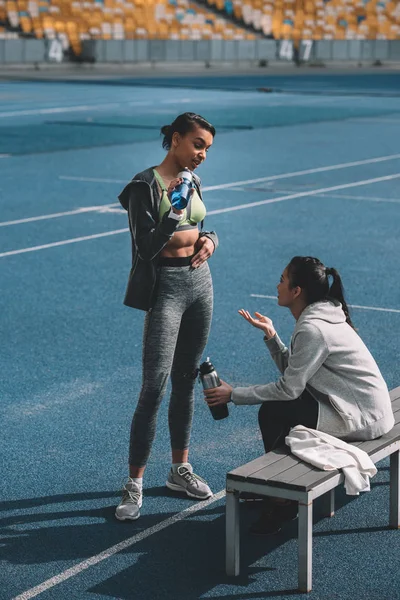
left=227, top=388, right=400, bottom=491
left=391, top=397, right=400, bottom=414
left=227, top=447, right=289, bottom=480
left=239, top=423, right=400, bottom=493
left=284, top=466, right=340, bottom=492
left=355, top=421, right=400, bottom=455
left=390, top=386, right=400, bottom=401
left=269, top=461, right=322, bottom=486
left=245, top=454, right=309, bottom=484
left=250, top=430, right=400, bottom=493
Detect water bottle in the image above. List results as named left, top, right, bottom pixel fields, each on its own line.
left=170, top=168, right=193, bottom=210
left=199, top=358, right=229, bottom=421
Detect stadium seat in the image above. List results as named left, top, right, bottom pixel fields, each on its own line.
left=3, top=0, right=400, bottom=55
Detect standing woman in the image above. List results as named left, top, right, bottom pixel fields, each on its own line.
left=116, top=113, right=218, bottom=521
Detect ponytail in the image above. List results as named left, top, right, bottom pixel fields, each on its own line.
left=326, top=267, right=354, bottom=329
left=287, top=257, right=355, bottom=329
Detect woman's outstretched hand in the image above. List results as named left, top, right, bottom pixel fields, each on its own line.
left=238, top=309, right=276, bottom=340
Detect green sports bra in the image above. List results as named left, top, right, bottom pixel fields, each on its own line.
left=153, top=169, right=206, bottom=231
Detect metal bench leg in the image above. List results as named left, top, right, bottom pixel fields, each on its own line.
left=226, top=489, right=240, bottom=576
left=322, top=489, right=335, bottom=518
left=298, top=500, right=313, bottom=593
left=390, top=450, right=400, bottom=529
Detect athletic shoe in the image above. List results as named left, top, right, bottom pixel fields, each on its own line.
left=115, top=478, right=143, bottom=521
left=166, top=464, right=212, bottom=500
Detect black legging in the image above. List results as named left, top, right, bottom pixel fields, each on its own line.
left=258, top=390, right=319, bottom=453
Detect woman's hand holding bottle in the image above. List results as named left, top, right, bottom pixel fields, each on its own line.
left=238, top=309, right=276, bottom=340
left=167, top=177, right=185, bottom=214
left=167, top=169, right=194, bottom=212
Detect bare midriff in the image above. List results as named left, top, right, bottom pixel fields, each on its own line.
left=160, top=228, right=199, bottom=258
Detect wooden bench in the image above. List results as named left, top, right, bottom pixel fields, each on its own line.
left=226, top=386, right=400, bottom=593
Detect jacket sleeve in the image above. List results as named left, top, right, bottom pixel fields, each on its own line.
left=264, top=334, right=289, bottom=374
left=231, top=324, right=329, bottom=405
left=126, top=181, right=181, bottom=261
left=199, top=230, right=219, bottom=251
left=195, top=179, right=219, bottom=251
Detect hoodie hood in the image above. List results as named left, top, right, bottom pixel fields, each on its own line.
left=297, top=299, right=347, bottom=326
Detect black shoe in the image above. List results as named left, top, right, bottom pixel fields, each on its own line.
left=249, top=500, right=298, bottom=535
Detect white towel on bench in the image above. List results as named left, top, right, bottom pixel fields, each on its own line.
left=285, top=425, right=377, bottom=495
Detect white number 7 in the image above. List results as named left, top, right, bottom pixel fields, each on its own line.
left=302, top=40, right=313, bottom=61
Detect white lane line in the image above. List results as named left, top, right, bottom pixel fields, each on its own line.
left=250, top=294, right=400, bottom=314
left=2, top=172, right=400, bottom=259
left=0, top=97, right=193, bottom=119
left=11, top=155, right=399, bottom=229
left=60, top=175, right=127, bottom=184
left=0, top=153, right=11, bottom=158
left=316, top=193, right=400, bottom=204
left=348, top=118, right=400, bottom=124
left=0, top=103, right=121, bottom=118
left=205, top=172, right=400, bottom=216
left=349, top=304, right=400, bottom=314
left=10, top=154, right=400, bottom=227
left=0, top=98, right=190, bottom=119
left=0, top=204, right=120, bottom=227
left=233, top=189, right=400, bottom=205
left=12, top=490, right=225, bottom=600
left=59, top=152, right=400, bottom=188
left=0, top=229, right=129, bottom=258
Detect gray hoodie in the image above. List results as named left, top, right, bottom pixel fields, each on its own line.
left=231, top=300, right=394, bottom=441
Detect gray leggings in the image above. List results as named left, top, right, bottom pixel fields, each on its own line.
left=129, top=260, right=213, bottom=467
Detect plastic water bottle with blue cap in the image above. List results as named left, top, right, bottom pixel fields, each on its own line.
left=170, top=168, right=193, bottom=210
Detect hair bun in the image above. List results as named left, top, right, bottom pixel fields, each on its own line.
left=160, top=124, right=171, bottom=136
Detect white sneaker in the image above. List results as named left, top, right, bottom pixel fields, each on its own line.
left=166, top=464, right=213, bottom=500
left=115, top=478, right=143, bottom=521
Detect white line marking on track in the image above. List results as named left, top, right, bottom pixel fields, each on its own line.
left=0, top=204, right=120, bottom=227
left=2, top=172, right=400, bottom=258
left=0, top=153, right=11, bottom=158
left=0, top=103, right=122, bottom=118
left=8, top=154, right=399, bottom=229
left=59, top=152, right=400, bottom=188
left=0, top=229, right=129, bottom=258
left=230, top=189, right=400, bottom=205
left=313, top=192, right=400, bottom=204
left=347, top=118, right=400, bottom=124
left=250, top=294, right=400, bottom=314
left=60, top=175, right=126, bottom=184
left=206, top=172, right=400, bottom=216
left=11, top=490, right=225, bottom=600
left=0, top=97, right=194, bottom=119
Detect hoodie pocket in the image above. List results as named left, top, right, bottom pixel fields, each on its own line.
left=329, top=394, right=354, bottom=421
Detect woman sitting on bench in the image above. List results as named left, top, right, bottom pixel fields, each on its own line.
left=204, top=255, right=394, bottom=534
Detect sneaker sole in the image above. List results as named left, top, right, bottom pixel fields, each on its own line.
left=115, top=499, right=143, bottom=522
left=115, top=511, right=141, bottom=522
left=165, top=480, right=212, bottom=500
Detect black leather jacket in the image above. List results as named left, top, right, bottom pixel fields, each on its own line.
left=118, top=167, right=219, bottom=311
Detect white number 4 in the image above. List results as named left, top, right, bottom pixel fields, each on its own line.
left=279, top=40, right=293, bottom=61
left=48, top=39, right=63, bottom=63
